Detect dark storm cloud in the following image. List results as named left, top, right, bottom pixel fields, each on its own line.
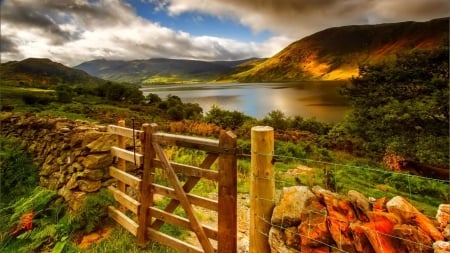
left=168, top=0, right=450, bottom=37
left=0, top=0, right=136, bottom=44
left=0, top=37, right=19, bottom=53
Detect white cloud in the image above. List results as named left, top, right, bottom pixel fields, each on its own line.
left=1, top=0, right=446, bottom=66
left=0, top=0, right=289, bottom=65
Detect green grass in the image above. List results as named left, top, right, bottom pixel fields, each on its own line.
left=65, top=227, right=178, bottom=253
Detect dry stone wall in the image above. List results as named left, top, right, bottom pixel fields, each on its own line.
left=0, top=113, right=134, bottom=210
left=269, top=185, right=450, bottom=253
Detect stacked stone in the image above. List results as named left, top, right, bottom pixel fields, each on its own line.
left=269, top=185, right=449, bottom=253
left=0, top=113, right=125, bottom=210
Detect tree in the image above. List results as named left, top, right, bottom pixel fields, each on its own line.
left=339, top=47, right=449, bottom=167
left=55, top=85, right=74, bottom=103
left=146, top=93, right=162, bottom=105
left=205, top=105, right=250, bottom=130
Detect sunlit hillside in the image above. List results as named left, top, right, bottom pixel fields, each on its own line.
left=233, top=17, right=449, bottom=81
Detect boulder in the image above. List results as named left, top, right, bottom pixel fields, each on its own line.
left=436, top=204, right=450, bottom=239
left=348, top=190, right=370, bottom=222
left=349, top=222, right=375, bottom=253
left=392, top=224, right=433, bottom=253
left=386, top=196, right=444, bottom=241
left=271, top=186, right=316, bottom=227
left=433, top=241, right=450, bottom=253
left=82, top=154, right=113, bottom=170
left=312, top=186, right=357, bottom=252
left=268, top=227, right=298, bottom=253
left=78, top=180, right=102, bottom=192
left=83, top=169, right=105, bottom=181
left=86, top=133, right=117, bottom=152
left=284, top=226, right=301, bottom=250
left=299, top=199, right=333, bottom=251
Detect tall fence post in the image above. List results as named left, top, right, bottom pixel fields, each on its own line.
left=117, top=120, right=127, bottom=212
left=218, top=130, right=238, bottom=253
left=250, top=126, right=275, bottom=253
left=137, top=123, right=156, bottom=246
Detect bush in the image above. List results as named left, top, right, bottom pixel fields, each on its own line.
left=21, top=93, right=54, bottom=105
left=0, top=137, right=38, bottom=206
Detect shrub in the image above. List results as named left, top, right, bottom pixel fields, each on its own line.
left=21, top=93, right=54, bottom=105
left=0, top=137, right=38, bottom=206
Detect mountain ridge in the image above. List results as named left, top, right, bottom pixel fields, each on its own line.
left=233, top=17, right=449, bottom=81
left=0, top=58, right=104, bottom=86
left=74, top=58, right=265, bottom=84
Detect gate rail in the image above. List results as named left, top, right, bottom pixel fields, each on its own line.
left=107, top=121, right=237, bottom=253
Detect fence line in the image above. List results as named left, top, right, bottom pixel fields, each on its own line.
left=247, top=127, right=448, bottom=253
left=240, top=151, right=449, bottom=184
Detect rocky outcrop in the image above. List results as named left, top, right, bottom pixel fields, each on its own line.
left=0, top=113, right=134, bottom=210
left=269, top=186, right=448, bottom=253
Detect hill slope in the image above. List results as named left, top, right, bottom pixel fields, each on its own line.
left=0, top=58, right=103, bottom=87
left=75, top=58, right=264, bottom=84
left=232, top=17, right=449, bottom=81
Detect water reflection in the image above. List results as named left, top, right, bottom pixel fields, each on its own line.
left=141, top=81, right=350, bottom=123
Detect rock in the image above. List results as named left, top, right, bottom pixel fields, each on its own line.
left=86, top=133, right=117, bottom=152
left=58, top=188, right=86, bottom=211
left=392, top=224, right=433, bottom=253
left=285, top=226, right=301, bottom=250
left=353, top=223, right=405, bottom=253
left=40, top=163, right=57, bottom=176
left=82, top=154, right=113, bottom=170
left=312, top=186, right=356, bottom=252
left=443, top=224, right=450, bottom=240
left=349, top=222, right=375, bottom=253
left=271, top=186, right=316, bottom=227
left=78, top=180, right=102, bottom=192
left=299, top=199, right=333, bottom=251
left=386, top=196, right=444, bottom=241
left=436, top=204, right=450, bottom=229
left=433, top=241, right=450, bottom=253
left=82, top=131, right=104, bottom=148
left=268, top=227, right=298, bottom=253
left=348, top=190, right=370, bottom=222
left=84, top=169, right=105, bottom=181
left=71, top=162, right=84, bottom=172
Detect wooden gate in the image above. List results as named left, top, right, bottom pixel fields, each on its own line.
left=107, top=121, right=237, bottom=253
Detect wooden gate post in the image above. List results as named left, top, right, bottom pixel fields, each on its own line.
left=137, top=123, right=157, bottom=246
left=218, top=130, right=238, bottom=253
left=249, top=126, right=274, bottom=253
left=117, top=120, right=127, bottom=212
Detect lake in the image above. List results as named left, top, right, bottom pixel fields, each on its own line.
left=140, top=81, right=351, bottom=123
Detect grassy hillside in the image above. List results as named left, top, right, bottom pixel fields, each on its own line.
left=0, top=58, right=103, bottom=87
left=74, top=58, right=264, bottom=84
left=232, top=17, right=449, bottom=81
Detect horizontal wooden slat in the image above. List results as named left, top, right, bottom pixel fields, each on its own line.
left=147, top=228, right=206, bottom=253
left=153, top=133, right=224, bottom=153
left=111, top=147, right=143, bottom=166
left=150, top=207, right=218, bottom=240
left=109, top=166, right=142, bottom=190
left=153, top=160, right=219, bottom=181
left=152, top=184, right=218, bottom=212
left=107, top=125, right=143, bottom=139
left=108, top=206, right=138, bottom=236
left=108, top=186, right=140, bottom=214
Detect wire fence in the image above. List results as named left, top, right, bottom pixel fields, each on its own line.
left=242, top=150, right=449, bottom=252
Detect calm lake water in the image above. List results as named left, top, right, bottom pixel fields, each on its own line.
left=140, top=81, right=350, bottom=123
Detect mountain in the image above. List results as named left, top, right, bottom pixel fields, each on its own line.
left=74, top=58, right=264, bottom=84
left=232, top=17, right=449, bottom=81
left=0, top=58, right=103, bottom=86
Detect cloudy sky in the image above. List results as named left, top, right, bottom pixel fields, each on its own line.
left=1, top=0, right=448, bottom=66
